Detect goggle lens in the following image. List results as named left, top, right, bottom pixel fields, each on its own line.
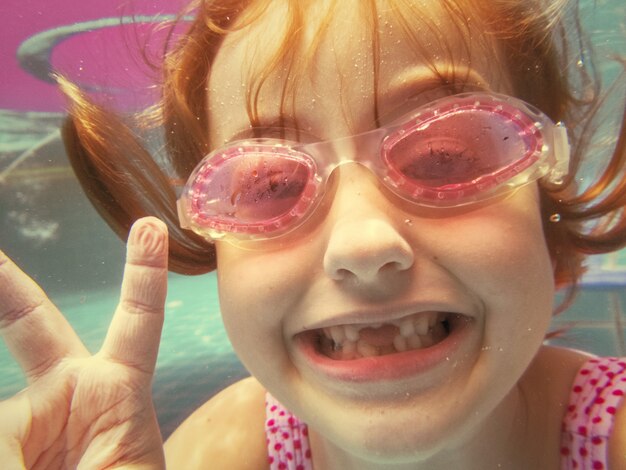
left=178, top=93, right=569, bottom=242
left=382, top=98, right=543, bottom=202
left=183, top=148, right=319, bottom=235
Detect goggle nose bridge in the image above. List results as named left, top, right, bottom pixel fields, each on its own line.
left=294, top=126, right=390, bottom=182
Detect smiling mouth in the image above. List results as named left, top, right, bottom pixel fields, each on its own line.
left=316, top=311, right=461, bottom=360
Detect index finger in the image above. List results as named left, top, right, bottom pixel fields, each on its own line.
left=100, top=217, right=169, bottom=375
left=0, top=250, right=88, bottom=380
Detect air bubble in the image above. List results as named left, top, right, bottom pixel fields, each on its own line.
left=549, top=213, right=561, bottom=223
left=404, top=218, right=413, bottom=226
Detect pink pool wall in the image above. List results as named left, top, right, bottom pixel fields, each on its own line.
left=1, top=0, right=189, bottom=112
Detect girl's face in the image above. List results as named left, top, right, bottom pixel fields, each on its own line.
left=208, top=0, right=555, bottom=463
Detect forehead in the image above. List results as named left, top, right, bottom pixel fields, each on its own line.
left=206, top=0, right=512, bottom=145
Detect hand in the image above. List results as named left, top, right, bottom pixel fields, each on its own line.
left=0, top=217, right=168, bottom=469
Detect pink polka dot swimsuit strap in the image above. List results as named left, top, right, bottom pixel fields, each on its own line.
left=265, top=393, right=313, bottom=470
left=561, top=356, right=626, bottom=470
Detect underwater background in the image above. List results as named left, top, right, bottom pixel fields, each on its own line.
left=0, top=0, right=625, bottom=438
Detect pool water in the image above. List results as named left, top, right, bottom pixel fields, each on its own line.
left=0, top=0, right=625, bottom=440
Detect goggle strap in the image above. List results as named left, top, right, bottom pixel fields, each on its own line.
left=547, top=123, right=571, bottom=186
left=177, top=198, right=191, bottom=230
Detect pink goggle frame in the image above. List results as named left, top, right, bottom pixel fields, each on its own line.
left=177, top=92, right=570, bottom=242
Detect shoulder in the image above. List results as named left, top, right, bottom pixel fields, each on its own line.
left=523, top=345, right=592, bottom=399
left=164, top=376, right=269, bottom=470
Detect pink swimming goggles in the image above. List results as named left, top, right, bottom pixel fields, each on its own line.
left=177, top=92, right=570, bottom=242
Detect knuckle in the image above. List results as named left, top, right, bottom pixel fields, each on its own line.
left=120, top=298, right=163, bottom=316
left=26, top=353, right=63, bottom=380
left=109, top=355, right=154, bottom=376
left=0, top=300, right=45, bottom=330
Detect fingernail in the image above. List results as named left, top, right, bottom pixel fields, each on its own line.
left=128, top=217, right=168, bottom=264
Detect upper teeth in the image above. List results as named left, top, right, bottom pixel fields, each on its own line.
left=321, top=311, right=447, bottom=360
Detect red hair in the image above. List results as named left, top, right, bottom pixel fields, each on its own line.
left=60, top=0, right=626, bottom=297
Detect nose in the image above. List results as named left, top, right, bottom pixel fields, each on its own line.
left=322, top=167, right=414, bottom=285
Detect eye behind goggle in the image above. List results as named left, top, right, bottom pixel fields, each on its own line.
left=178, top=93, right=569, bottom=242
left=381, top=94, right=549, bottom=207
left=177, top=143, right=322, bottom=240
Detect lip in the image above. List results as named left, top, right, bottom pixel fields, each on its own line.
left=293, top=313, right=475, bottom=383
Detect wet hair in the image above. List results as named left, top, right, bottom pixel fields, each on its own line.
left=60, top=0, right=626, bottom=299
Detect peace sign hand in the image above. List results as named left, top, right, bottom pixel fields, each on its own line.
left=0, top=217, right=168, bottom=469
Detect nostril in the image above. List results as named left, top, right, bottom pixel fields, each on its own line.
left=331, top=268, right=351, bottom=281
left=323, top=218, right=415, bottom=283
left=380, top=260, right=410, bottom=274
left=332, top=263, right=400, bottom=279
left=325, top=250, right=413, bottom=283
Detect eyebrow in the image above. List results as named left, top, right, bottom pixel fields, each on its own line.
left=386, top=65, right=491, bottom=96
left=377, top=67, right=491, bottom=124
left=227, top=118, right=317, bottom=143
left=225, top=67, right=491, bottom=144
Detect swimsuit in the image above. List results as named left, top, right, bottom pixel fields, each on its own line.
left=265, top=393, right=313, bottom=470
left=561, top=356, right=626, bottom=470
left=265, top=356, right=626, bottom=470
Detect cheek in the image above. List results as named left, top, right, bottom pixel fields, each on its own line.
left=457, top=219, right=552, bottom=294
left=214, top=243, right=319, bottom=363
left=436, top=199, right=556, bottom=344
left=435, top=189, right=553, bottom=293
left=216, top=244, right=315, bottom=312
